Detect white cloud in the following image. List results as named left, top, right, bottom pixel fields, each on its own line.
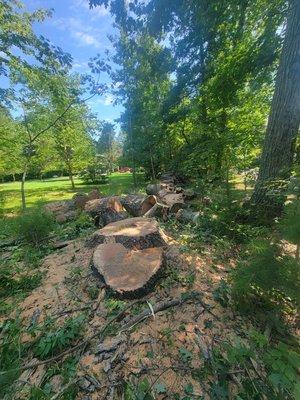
left=52, top=16, right=102, bottom=48
left=74, top=31, right=101, bottom=48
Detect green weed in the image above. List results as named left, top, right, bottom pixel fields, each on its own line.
left=34, top=315, right=85, bottom=359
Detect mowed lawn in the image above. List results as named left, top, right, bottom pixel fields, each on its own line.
left=0, top=172, right=144, bottom=213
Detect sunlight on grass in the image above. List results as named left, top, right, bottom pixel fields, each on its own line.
left=0, top=173, right=144, bottom=214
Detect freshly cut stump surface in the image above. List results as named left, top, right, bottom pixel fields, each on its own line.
left=87, top=217, right=167, bottom=249
left=93, top=243, right=164, bottom=297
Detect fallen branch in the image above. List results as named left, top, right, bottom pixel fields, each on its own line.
left=53, top=304, right=92, bottom=319
left=121, top=298, right=184, bottom=331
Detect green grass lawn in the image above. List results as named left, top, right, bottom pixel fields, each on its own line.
left=0, top=172, right=144, bottom=214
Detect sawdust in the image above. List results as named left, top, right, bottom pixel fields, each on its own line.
left=5, top=225, right=246, bottom=398
left=20, top=241, right=93, bottom=336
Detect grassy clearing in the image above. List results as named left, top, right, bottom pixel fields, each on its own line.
left=0, top=172, right=144, bottom=213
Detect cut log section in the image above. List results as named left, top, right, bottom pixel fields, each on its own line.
left=159, top=193, right=185, bottom=213
left=175, top=209, right=201, bottom=224
left=146, top=183, right=162, bottom=196
left=84, top=197, right=127, bottom=227
left=87, top=217, right=167, bottom=249
left=44, top=200, right=77, bottom=223
left=92, top=242, right=164, bottom=297
left=143, top=201, right=169, bottom=219
left=120, top=195, right=145, bottom=217
left=140, top=195, right=157, bottom=215
left=120, top=195, right=158, bottom=217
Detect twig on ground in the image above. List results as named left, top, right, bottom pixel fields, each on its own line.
left=65, top=284, right=86, bottom=303
left=53, top=304, right=92, bottom=319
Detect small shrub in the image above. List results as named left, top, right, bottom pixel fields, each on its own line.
left=58, top=213, right=94, bottom=240
left=199, top=336, right=300, bottom=400
left=14, top=207, right=56, bottom=247
left=79, top=156, right=109, bottom=184
left=195, top=203, right=269, bottom=244
left=213, top=279, right=230, bottom=307
left=281, top=198, right=300, bottom=259
left=231, top=240, right=299, bottom=327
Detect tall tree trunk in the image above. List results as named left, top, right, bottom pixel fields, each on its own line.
left=129, top=116, right=137, bottom=189
left=150, top=149, right=156, bottom=180
left=67, top=162, right=75, bottom=189
left=69, top=170, right=75, bottom=190
left=21, top=170, right=27, bottom=211
left=251, top=0, right=300, bottom=216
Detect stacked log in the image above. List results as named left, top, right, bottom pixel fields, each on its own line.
left=84, top=197, right=127, bottom=227
left=121, top=174, right=196, bottom=220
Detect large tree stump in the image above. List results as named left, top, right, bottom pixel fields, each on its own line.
left=92, top=243, right=164, bottom=297
left=84, top=197, right=127, bottom=227
left=87, top=217, right=167, bottom=249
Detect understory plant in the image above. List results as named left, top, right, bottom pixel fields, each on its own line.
left=231, top=189, right=300, bottom=331
left=33, top=315, right=85, bottom=359
left=13, top=207, right=56, bottom=247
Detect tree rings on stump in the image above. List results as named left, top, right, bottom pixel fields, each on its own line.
left=92, top=243, right=164, bottom=297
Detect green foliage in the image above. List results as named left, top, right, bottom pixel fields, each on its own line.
left=197, top=333, right=300, bottom=400
left=0, top=315, right=24, bottom=395
left=281, top=200, right=300, bottom=245
left=195, top=202, right=268, bottom=245
left=79, top=155, right=109, bottom=184
left=232, top=240, right=299, bottom=326
left=124, top=378, right=154, bottom=400
left=0, top=263, right=43, bottom=299
left=13, top=207, right=56, bottom=247
left=58, top=212, right=94, bottom=240
left=90, top=0, right=285, bottom=181
left=34, top=315, right=85, bottom=359
left=104, top=297, right=126, bottom=317
left=213, top=279, right=230, bottom=308
left=179, top=347, right=193, bottom=364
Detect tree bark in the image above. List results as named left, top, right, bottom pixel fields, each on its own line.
left=251, top=0, right=300, bottom=215
left=67, top=163, right=75, bottom=189
left=21, top=170, right=27, bottom=211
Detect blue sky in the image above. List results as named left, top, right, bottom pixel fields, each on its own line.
left=24, top=0, right=123, bottom=127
